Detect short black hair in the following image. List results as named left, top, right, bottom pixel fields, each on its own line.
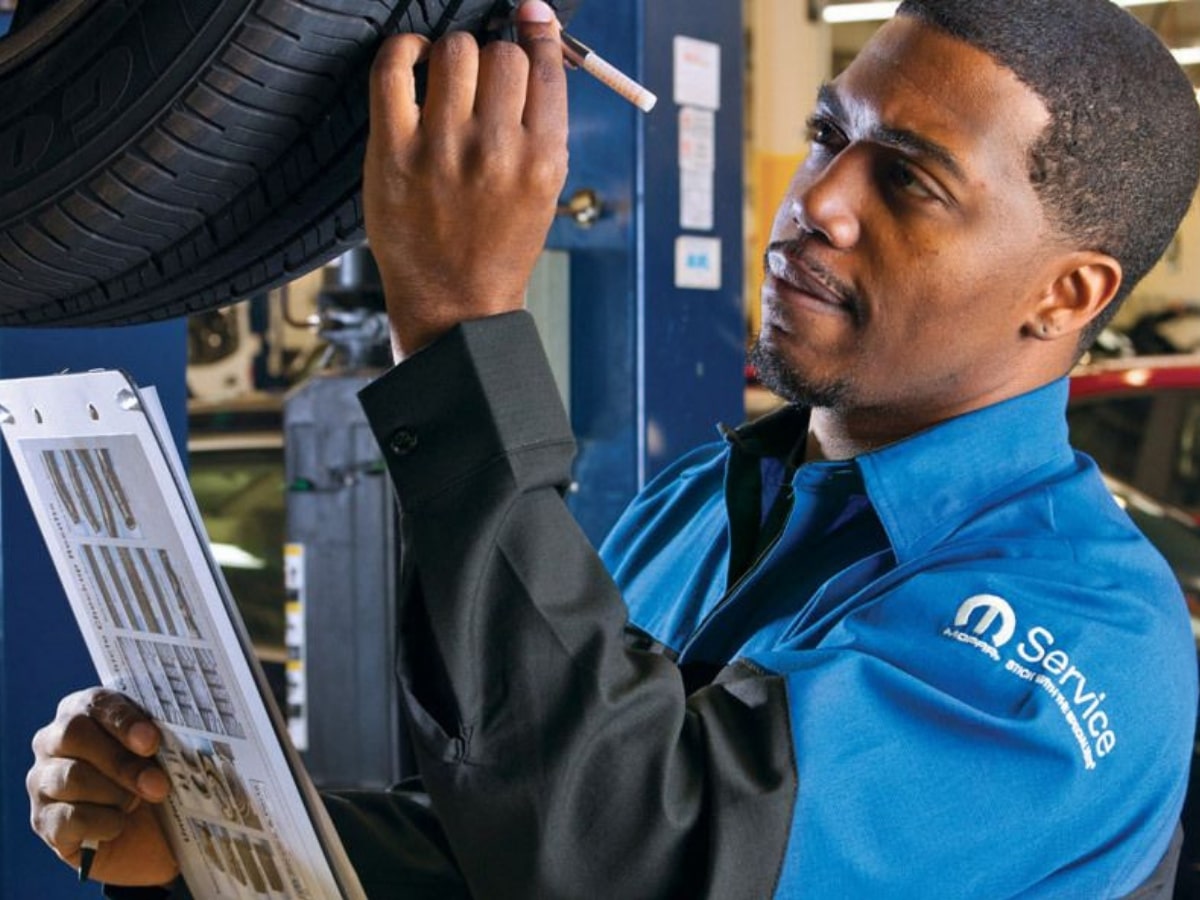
left=897, top=0, right=1200, bottom=349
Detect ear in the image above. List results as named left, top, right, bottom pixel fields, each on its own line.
left=1023, top=251, right=1123, bottom=341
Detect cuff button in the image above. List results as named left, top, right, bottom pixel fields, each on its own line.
left=389, top=428, right=419, bottom=456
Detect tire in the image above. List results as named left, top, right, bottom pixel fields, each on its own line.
left=0, top=0, right=577, bottom=326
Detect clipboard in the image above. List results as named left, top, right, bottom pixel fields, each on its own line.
left=0, top=369, right=365, bottom=900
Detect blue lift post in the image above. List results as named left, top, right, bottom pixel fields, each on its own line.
left=555, top=0, right=746, bottom=544
left=0, top=322, right=187, bottom=898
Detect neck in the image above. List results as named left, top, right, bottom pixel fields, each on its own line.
left=804, top=408, right=899, bottom=462
left=795, top=342, right=1081, bottom=463
left=806, top=398, right=986, bottom=461
left=804, top=373, right=1068, bottom=463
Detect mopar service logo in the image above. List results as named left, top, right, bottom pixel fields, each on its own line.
left=945, top=594, right=1016, bottom=658
left=943, top=595, right=1116, bottom=771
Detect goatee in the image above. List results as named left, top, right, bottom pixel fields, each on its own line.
left=748, top=333, right=850, bottom=410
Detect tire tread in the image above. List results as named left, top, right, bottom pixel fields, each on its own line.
left=0, top=0, right=576, bottom=325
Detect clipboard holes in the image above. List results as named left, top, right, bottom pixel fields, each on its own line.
left=33, top=408, right=43, bottom=424
left=88, top=404, right=99, bottom=421
left=116, top=389, right=141, bottom=412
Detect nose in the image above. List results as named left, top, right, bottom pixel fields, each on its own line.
left=785, top=149, right=865, bottom=250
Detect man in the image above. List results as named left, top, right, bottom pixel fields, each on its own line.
left=26, top=0, right=1200, bottom=897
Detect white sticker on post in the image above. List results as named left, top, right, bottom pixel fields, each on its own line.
left=673, top=36, right=722, bottom=111
left=679, top=106, right=716, bottom=172
left=681, top=169, right=715, bottom=231
left=675, top=236, right=723, bottom=290
left=679, top=106, right=717, bottom=231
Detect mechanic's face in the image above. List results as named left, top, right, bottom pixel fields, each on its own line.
left=755, top=16, right=1071, bottom=434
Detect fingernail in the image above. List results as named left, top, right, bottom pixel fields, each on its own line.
left=519, top=0, right=555, bottom=23
left=136, top=767, right=169, bottom=801
left=128, top=722, right=157, bottom=755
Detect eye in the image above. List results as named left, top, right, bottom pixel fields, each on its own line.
left=805, top=115, right=846, bottom=152
left=886, top=158, right=939, bottom=201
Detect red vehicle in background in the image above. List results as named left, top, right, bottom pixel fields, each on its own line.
left=1068, top=355, right=1200, bottom=524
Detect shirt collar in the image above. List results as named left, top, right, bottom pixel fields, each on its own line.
left=855, top=379, right=1074, bottom=563
left=733, top=379, right=1074, bottom=564
left=725, top=403, right=810, bottom=465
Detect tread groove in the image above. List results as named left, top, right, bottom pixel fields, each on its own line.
left=187, top=85, right=302, bottom=129
left=57, top=204, right=150, bottom=255
left=102, top=170, right=194, bottom=218
left=245, top=11, right=305, bottom=44
left=155, top=122, right=260, bottom=176
left=226, top=34, right=337, bottom=84
left=125, top=148, right=179, bottom=180
left=208, top=60, right=269, bottom=94
left=26, top=220, right=70, bottom=255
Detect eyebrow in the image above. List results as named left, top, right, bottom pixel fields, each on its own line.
left=815, top=83, right=968, bottom=184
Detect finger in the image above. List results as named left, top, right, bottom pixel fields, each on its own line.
left=475, top=39, right=529, bottom=127
left=75, top=688, right=161, bottom=757
left=50, top=688, right=160, bottom=757
left=32, top=800, right=126, bottom=859
left=34, top=711, right=169, bottom=803
left=369, top=34, right=430, bottom=149
left=29, top=756, right=140, bottom=811
left=423, top=32, right=482, bottom=133
left=516, top=0, right=568, bottom=136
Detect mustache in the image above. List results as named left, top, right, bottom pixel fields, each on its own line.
left=763, top=238, right=865, bottom=321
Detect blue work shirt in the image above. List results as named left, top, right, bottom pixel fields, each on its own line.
left=601, top=378, right=1197, bottom=898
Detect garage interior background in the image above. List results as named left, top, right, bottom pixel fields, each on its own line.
left=1, top=0, right=1199, bottom=895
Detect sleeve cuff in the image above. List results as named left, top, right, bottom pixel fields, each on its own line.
left=103, top=882, right=182, bottom=899
left=358, top=311, right=574, bottom=509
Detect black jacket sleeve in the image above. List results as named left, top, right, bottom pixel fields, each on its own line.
left=356, top=312, right=797, bottom=900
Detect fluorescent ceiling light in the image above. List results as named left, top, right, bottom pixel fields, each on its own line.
left=822, top=0, right=1179, bottom=24
left=821, top=1, right=898, bottom=23
left=210, top=542, right=266, bottom=570
left=1174, top=47, right=1200, bottom=66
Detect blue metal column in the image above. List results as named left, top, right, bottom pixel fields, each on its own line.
left=0, top=322, right=187, bottom=898
left=553, top=0, right=745, bottom=544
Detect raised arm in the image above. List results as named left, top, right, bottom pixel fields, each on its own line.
left=363, top=1, right=568, bottom=361
left=357, top=5, right=800, bottom=895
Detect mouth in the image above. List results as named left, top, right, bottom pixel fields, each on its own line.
left=764, top=249, right=859, bottom=323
